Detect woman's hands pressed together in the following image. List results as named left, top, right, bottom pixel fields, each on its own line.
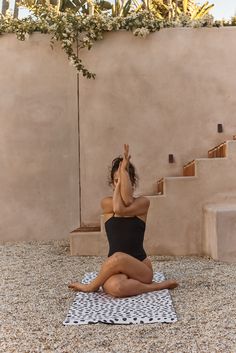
left=120, top=144, right=131, bottom=172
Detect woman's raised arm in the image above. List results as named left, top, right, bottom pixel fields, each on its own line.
left=120, top=144, right=134, bottom=206
left=112, top=161, right=149, bottom=217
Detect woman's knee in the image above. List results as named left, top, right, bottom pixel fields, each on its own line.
left=103, top=275, right=127, bottom=298
left=108, top=252, right=127, bottom=267
left=111, top=252, right=127, bottom=261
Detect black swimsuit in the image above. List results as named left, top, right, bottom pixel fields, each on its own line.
left=105, top=215, right=147, bottom=261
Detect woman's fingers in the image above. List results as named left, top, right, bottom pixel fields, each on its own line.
left=121, top=144, right=131, bottom=171
left=124, top=143, right=129, bottom=159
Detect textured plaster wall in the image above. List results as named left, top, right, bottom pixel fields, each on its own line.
left=1, top=28, right=236, bottom=242
left=78, top=28, right=236, bottom=226
left=0, top=33, right=79, bottom=241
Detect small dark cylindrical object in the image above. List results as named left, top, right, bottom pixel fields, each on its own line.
left=169, top=154, right=174, bottom=163
left=217, top=124, right=223, bottom=133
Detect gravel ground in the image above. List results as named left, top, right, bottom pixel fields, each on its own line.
left=1, top=239, right=236, bottom=353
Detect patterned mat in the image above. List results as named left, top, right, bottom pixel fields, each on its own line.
left=64, top=272, right=177, bottom=325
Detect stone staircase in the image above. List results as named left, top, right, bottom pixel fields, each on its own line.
left=70, top=136, right=236, bottom=261
left=70, top=221, right=108, bottom=256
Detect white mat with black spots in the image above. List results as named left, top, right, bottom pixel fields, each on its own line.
left=64, top=272, right=177, bottom=325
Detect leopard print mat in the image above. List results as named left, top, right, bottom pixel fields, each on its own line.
left=64, top=272, right=177, bottom=325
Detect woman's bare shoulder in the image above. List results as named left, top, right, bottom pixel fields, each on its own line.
left=134, top=195, right=150, bottom=205
left=101, top=196, right=113, bottom=213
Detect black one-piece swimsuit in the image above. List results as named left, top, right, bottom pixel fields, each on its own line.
left=104, top=215, right=147, bottom=261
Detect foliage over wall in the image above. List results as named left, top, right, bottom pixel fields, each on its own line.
left=0, top=3, right=235, bottom=79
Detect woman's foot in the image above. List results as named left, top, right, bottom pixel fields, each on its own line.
left=157, top=279, right=178, bottom=290
left=68, top=282, right=99, bottom=292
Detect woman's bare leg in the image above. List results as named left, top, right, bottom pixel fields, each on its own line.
left=103, top=274, right=178, bottom=298
left=68, top=252, right=154, bottom=292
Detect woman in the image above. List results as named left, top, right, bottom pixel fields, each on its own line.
left=69, top=144, right=178, bottom=297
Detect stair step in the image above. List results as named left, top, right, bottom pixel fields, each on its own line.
left=71, top=226, right=100, bottom=233
left=203, top=203, right=236, bottom=262
left=183, top=160, right=195, bottom=176
left=70, top=230, right=107, bottom=256
left=208, top=142, right=227, bottom=158
left=157, top=140, right=234, bottom=195
left=157, top=178, right=164, bottom=195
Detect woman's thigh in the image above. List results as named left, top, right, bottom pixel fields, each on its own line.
left=108, top=252, right=153, bottom=284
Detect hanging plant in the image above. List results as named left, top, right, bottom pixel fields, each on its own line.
left=1, top=2, right=232, bottom=79
left=0, top=5, right=164, bottom=78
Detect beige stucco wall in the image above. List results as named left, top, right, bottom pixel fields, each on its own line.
left=0, top=33, right=79, bottom=242
left=79, top=27, right=236, bottom=226
left=1, top=28, right=236, bottom=242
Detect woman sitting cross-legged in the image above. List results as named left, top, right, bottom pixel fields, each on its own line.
left=68, top=144, right=178, bottom=298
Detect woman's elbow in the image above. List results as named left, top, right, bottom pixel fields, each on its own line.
left=123, top=197, right=134, bottom=207
left=113, top=205, right=122, bottom=214
left=113, top=204, right=126, bottom=216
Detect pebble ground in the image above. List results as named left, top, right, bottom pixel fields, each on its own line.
left=1, top=239, right=236, bottom=353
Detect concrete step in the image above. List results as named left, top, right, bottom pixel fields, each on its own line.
left=70, top=228, right=108, bottom=256
left=183, top=160, right=195, bottom=176
left=70, top=216, right=108, bottom=256
left=71, top=226, right=100, bottom=233
left=203, top=203, right=236, bottom=262
left=157, top=140, right=236, bottom=194
left=208, top=141, right=227, bottom=158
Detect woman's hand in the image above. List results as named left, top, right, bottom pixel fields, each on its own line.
left=120, top=144, right=131, bottom=171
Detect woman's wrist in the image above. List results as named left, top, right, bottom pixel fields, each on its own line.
left=120, top=169, right=134, bottom=205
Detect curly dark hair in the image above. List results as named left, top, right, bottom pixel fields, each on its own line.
left=108, top=156, right=138, bottom=188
